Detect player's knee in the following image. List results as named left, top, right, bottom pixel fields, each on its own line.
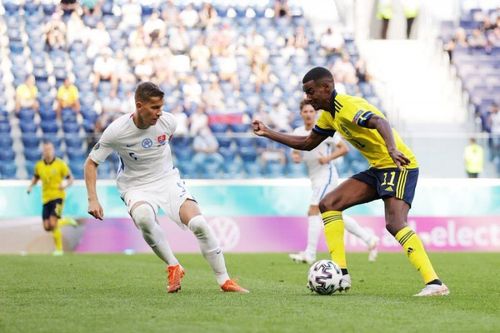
left=131, top=204, right=155, bottom=231
left=187, top=215, right=209, bottom=239
left=319, top=195, right=342, bottom=213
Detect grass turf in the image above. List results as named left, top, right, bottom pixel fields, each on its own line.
left=0, top=253, right=498, bottom=333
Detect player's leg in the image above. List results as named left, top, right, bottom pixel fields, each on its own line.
left=382, top=168, right=448, bottom=296
left=289, top=205, right=322, bottom=264
left=343, top=214, right=379, bottom=262
left=179, top=199, right=248, bottom=293
left=129, top=201, right=179, bottom=266
left=319, top=177, right=378, bottom=290
left=49, top=214, right=64, bottom=255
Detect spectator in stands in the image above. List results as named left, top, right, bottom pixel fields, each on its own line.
left=93, top=48, right=118, bottom=94
left=81, top=0, right=100, bottom=15
left=268, top=102, right=292, bottom=132
left=203, top=80, right=224, bottom=112
left=168, top=25, right=190, bottom=54
left=15, top=75, right=39, bottom=113
left=355, top=59, right=372, bottom=83
left=143, top=11, right=166, bottom=46
left=218, top=48, right=239, bottom=89
left=274, top=0, right=290, bottom=18
left=179, top=3, right=199, bottom=28
left=332, top=53, right=357, bottom=84
left=320, top=27, right=344, bottom=55
left=134, top=56, right=155, bottom=82
left=294, top=26, right=309, bottom=49
left=86, top=22, right=110, bottom=58
left=192, top=126, right=224, bottom=176
left=190, top=36, right=212, bottom=72
left=189, top=105, right=209, bottom=136
left=261, top=140, right=287, bottom=167
left=468, top=28, right=488, bottom=48
left=252, top=59, right=271, bottom=93
left=44, top=13, right=66, bottom=51
left=199, top=2, right=218, bottom=29
left=160, top=0, right=180, bottom=26
left=464, top=138, right=484, bottom=178
left=66, top=11, right=87, bottom=45
left=152, top=48, right=175, bottom=84
left=56, top=77, right=80, bottom=118
left=208, top=23, right=235, bottom=56
left=120, top=0, right=141, bottom=29
left=487, top=103, right=500, bottom=163
left=487, top=27, right=500, bottom=47
left=95, top=91, right=125, bottom=133
left=182, top=75, right=203, bottom=105
left=60, top=0, right=79, bottom=16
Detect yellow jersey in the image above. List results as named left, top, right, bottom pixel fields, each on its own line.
left=34, top=158, right=71, bottom=204
left=56, top=84, right=79, bottom=108
left=314, top=92, right=418, bottom=169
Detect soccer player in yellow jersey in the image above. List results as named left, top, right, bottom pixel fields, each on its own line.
left=253, top=67, right=449, bottom=296
left=27, top=141, right=76, bottom=255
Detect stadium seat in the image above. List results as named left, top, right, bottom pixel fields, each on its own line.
left=41, top=121, right=59, bottom=134
left=20, top=122, right=38, bottom=134
left=0, top=121, right=11, bottom=134
left=24, top=147, right=41, bottom=162
left=63, top=122, right=80, bottom=134
left=22, top=136, right=40, bottom=149
left=0, top=135, right=13, bottom=148
left=0, top=161, right=17, bottom=179
left=0, top=148, right=15, bottom=161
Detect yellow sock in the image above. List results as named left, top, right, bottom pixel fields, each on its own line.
left=395, top=226, right=438, bottom=284
left=321, top=211, right=346, bottom=268
left=58, top=217, right=77, bottom=227
left=53, top=227, right=63, bottom=252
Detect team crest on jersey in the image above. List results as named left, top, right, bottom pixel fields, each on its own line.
left=93, top=143, right=100, bottom=150
left=142, top=138, right=153, bottom=148
left=157, top=134, right=167, bottom=145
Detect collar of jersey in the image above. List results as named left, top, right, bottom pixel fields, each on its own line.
left=329, top=89, right=338, bottom=114
left=43, top=158, right=56, bottom=165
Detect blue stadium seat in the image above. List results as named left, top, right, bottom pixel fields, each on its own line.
left=25, top=160, right=36, bottom=177
left=22, top=136, right=40, bottom=149
left=0, top=148, right=15, bottom=161
left=24, top=147, right=41, bottom=162
left=39, top=108, right=57, bottom=122
left=66, top=147, right=86, bottom=161
left=230, top=123, right=250, bottom=133
left=0, top=161, right=17, bottom=179
left=42, top=135, right=62, bottom=148
left=0, top=121, right=11, bottom=134
left=244, top=161, right=261, bottom=178
left=239, top=147, right=257, bottom=162
left=20, top=121, right=37, bottom=134
left=70, top=161, right=85, bottom=179
left=210, top=123, right=229, bottom=133
left=65, top=136, right=83, bottom=149
left=63, top=122, right=80, bottom=133
left=18, top=108, right=36, bottom=122
left=41, top=121, right=59, bottom=134
left=235, top=137, right=256, bottom=148
left=0, top=135, right=13, bottom=148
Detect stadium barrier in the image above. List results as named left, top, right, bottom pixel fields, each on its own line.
left=0, top=179, right=499, bottom=254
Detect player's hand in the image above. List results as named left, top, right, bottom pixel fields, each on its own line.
left=318, top=153, right=329, bottom=165
left=252, top=120, right=268, bottom=136
left=88, top=199, right=104, bottom=221
left=388, top=148, right=411, bottom=169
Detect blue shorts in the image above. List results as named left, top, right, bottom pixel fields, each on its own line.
left=42, top=198, right=64, bottom=220
left=352, top=168, right=419, bottom=207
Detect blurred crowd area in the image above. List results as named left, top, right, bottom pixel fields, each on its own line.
left=440, top=6, right=500, bottom=174
left=0, top=0, right=379, bottom=179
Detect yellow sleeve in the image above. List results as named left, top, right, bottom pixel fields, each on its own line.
left=60, top=160, right=70, bottom=178
left=72, top=86, right=79, bottom=99
left=56, top=87, right=63, bottom=99
left=342, top=103, right=385, bottom=128
left=312, top=110, right=336, bottom=136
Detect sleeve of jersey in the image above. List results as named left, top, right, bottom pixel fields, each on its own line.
left=352, top=110, right=375, bottom=128
left=88, top=127, right=115, bottom=164
left=312, top=111, right=336, bottom=137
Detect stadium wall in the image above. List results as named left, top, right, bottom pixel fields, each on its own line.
left=0, top=179, right=499, bottom=254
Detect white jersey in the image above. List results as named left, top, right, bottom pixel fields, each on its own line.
left=89, top=112, right=177, bottom=194
left=293, top=126, right=341, bottom=181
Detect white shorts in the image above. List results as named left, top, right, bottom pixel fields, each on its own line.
left=121, top=170, right=194, bottom=229
left=310, top=175, right=338, bottom=206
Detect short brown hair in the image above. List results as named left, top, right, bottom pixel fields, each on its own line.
left=300, top=100, right=313, bottom=111
left=135, top=82, right=164, bottom=103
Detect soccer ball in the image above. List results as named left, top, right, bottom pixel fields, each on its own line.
left=307, top=260, right=343, bottom=295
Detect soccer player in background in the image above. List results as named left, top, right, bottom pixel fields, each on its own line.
left=289, top=100, right=379, bottom=265
left=84, top=82, right=248, bottom=293
left=253, top=67, right=449, bottom=296
left=27, top=141, right=77, bottom=256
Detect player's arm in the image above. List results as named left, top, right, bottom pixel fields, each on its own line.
left=84, top=158, right=103, bottom=220
left=26, top=175, right=39, bottom=194
left=61, top=172, right=74, bottom=190
left=252, top=120, right=327, bottom=151
left=365, top=115, right=410, bottom=169
left=319, top=139, right=349, bottom=165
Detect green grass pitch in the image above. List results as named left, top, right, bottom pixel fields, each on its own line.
left=1, top=253, right=498, bottom=333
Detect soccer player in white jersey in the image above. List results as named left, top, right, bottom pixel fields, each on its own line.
left=84, top=82, right=248, bottom=293
left=288, top=100, right=379, bottom=264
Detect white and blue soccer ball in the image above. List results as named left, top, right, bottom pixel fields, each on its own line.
left=307, top=260, right=343, bottom=295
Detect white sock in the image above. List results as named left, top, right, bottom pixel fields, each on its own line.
left=305, top=215, right=322, bottom=258
left=343, top=214, right=372, bottom=245
left=131, top=204, right=179, bottom=266
left=188, top=215, right=229, bottom=285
